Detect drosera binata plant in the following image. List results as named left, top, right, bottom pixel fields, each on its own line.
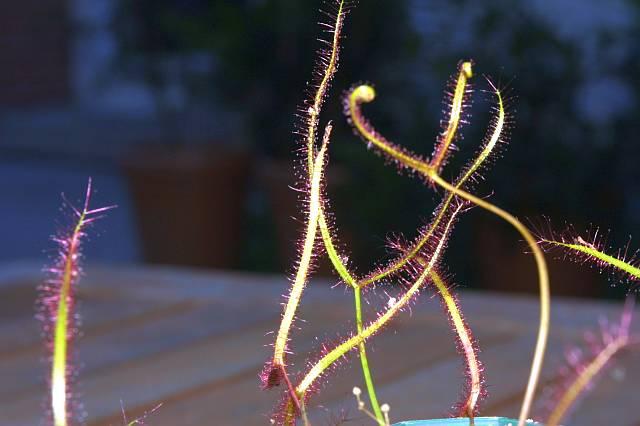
left=262, top=1, right=638, bottom=426
left=261, top=1, right=548, bottom=425
left=36, top=180, right=167, bottom=425
left=37, top=178, right=116, bottom=426
left=25, top=2, right=637, bottom=424
left=541, top=296, right=636, bottom=426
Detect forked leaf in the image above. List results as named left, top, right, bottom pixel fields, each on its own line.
left=265, top=123, right=333, bottom=392
left=346, top=75, right=548, bottom=426
left=273, top=204, right=464, bottom=425
left=430, top=61, right=474, bottom=173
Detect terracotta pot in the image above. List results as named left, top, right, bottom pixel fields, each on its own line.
left=122, top=145, right=251, bottom=268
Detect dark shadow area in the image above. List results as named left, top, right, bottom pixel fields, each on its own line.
left=1, top=0, right=638, bottom=299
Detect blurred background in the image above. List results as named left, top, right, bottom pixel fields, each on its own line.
left=1, top=0, right=639, bottom=299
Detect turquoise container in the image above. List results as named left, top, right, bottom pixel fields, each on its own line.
left=393, top=418, right=541, bottom=426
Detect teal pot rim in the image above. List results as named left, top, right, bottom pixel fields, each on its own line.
left=392, top=417, right=543, bottom=426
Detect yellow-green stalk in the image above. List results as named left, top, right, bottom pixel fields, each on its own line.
left=541, top=236, right=640, bottom=282
left=271, top=124, right=332, bottom=377
left=40, top=179, right=114, bottom=426
left=317, top=210, right=385, bottom=424
left=51, top=212, right=82, bottom=426
left=427, top=174, right=550, bottom=426
left=428, top=269, right=484, bottom=417
left=294, top=0, right=385, bottom=421
left=267, top=1, right=349, bottom=388
left=430, top=61, right=473, bottom=172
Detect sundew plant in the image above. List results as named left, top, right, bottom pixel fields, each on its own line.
left=35, top=2, right=638, bottom=426
left=37, top=179, right=115, bottom=426
left=37, top=181, right=162, bottom=426
left=260, top=2, right=638, bottom=426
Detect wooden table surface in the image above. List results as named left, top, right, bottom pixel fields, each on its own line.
left=0, top=262, right=638, bottom=426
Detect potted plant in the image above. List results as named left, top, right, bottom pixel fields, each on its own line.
left=113, top=4, right=252, bottom=268
left=32, top=2, right=638, bottom=425
left=260, top=2, right=638, bottom=426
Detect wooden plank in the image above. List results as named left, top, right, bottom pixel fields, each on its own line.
left=0, top=296, right=181, bottom=358
left=0, top=263, right=289, bottom=357
left=1, top=324, right=271, bottom=425
left=0, top=271, right=183, bottom=356
left=1, top=296, right=352, bottom=425
left=363, top=333, right=560, bottom=422
left=1, top=263, right=638, bottom=426
left=485, top=338, right=640, bottom=425
left=0, top=299, right=274, bottom=398
left=90, top=301, right=519, bottom=425
left=354, top=301, right=638, bottom=425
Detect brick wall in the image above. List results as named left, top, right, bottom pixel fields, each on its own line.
left=0, top=0, right=70, bottom=106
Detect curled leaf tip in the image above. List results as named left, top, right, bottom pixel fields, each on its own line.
left=461, top=61, right=473, bottom=78
left=353, top=85, right=376, bottom=103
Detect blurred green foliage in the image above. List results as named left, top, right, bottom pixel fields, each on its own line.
left=116, top=0, right=420, bottom=156
left=116, top=0, right=640, bottom=297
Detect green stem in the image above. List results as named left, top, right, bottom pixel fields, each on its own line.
left=318, top=205, right=384, bottom=423
left=52, top=210, right=86, bottom=426
left=429, top=174, right=549, bottom=426
left=355, top=286, right=384, bottom=425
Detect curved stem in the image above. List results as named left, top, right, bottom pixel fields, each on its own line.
left=347, top=85, right=431, bottom=176
left=355, top=287, right=385, bottom=424
left=429, top=173, right=549, bottom=426
left=346, top=79, right=545, bottom=424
